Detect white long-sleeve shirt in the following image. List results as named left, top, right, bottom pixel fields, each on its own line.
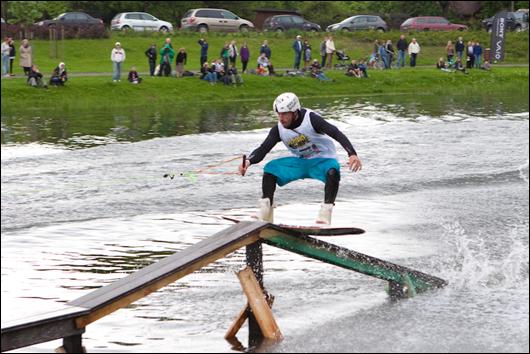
left=111, top=48, right=126, bottom=63
left=1, top=42, right=10, bottom=56
left=325, top=39, right=336, bottom=54
left=408, top=42, right=420, bottom=55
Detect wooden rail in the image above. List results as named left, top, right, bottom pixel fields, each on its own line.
left=1, top=221, right=447, bottom=352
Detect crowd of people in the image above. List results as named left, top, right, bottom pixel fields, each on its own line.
left=2, top=36, right=69, bottom=88
left=2, top=32, right=495, bottom=89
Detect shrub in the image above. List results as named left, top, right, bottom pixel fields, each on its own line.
left=0, top=23, right=109, bottom=40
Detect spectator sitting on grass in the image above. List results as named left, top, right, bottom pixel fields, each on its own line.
left=481, top=60, right=491, bottom=71
left=436, top=57, right=453, bottom=72
left=256, top=53, right=269, bottom=76
left=268, top=59, right=278, bottom=76
left=128, top=65, right=142, bottom=84
left=345, top=59, right=362, bottom=78
left=455, top=58, right=468, bottom=74
left=49, top=62, right=67, bottom=86
left=358, top=59, right=368, bottom=78
left=200, top=62, right=217, bottom=84
left=27, top=64, right=46, bottom=88
left=310, top=59, right=332, bottom=81
left=228, top=64, right=243, bottom=85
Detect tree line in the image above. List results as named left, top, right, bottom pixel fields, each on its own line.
left=1, top=1, right=528, bottom=28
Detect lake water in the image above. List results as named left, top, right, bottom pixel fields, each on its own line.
left=1, top=93, right=529, bottom=352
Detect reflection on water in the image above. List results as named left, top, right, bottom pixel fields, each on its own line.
left=2, top=92, right=528, bottom=148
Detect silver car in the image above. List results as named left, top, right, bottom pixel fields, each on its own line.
left=111, top=12, right=173, bottom=32
left=180, top=8, right=254, bottom=33
left=327, top=15, right=388, bottom=32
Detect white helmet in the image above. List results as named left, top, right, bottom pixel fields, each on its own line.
left=273, top=92, right=301, bottom=113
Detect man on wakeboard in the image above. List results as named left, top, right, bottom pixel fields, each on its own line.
left=238, top=92, right=362, bottom=224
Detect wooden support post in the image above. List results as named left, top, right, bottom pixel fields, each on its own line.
left=56, top=334, right=85, bottom=353
left=245, top=241, right=264, bottom=344
left=236, top=267, right=283, bottom=341
left=246, top=241, right=263, bottom=287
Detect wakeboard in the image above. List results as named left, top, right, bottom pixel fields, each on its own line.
left=221, top=215, right=365, bottom=236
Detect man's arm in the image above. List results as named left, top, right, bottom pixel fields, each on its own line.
left=239, top=125, right=281, bottom=176
left=248, top=125, right=281, bottom=164
left=310, top=112, right=362, bottom=172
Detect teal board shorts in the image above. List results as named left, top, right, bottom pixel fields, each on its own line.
left=264, top=157, right=340, bottom=186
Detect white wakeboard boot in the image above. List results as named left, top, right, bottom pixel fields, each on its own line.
left=258, top=198, right=274, bottom=223
left=316, top=203, right=334, bottom=225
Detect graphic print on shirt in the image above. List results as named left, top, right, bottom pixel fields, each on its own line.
left=278, top=110, right=337, bottom=160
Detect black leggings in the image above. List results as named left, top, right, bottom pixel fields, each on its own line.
left=262, top=168, right=339, bottom=204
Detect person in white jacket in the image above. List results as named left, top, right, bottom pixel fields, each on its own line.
left=408, top=38, right=420, bottom=67
left=111, top=42, right=126, bottom=82
left=325, top=36, right=336, bottom=69
left=1, top=36, right=11, bottom=76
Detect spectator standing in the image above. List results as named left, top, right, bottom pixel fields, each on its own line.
left=220, top=42, right=230, bottom=70
left=466, top=41, right=475, bottom=68
left=320, top=36, right=328, bottom=68
left=19, top=39, right=32, bottom=76
left=260, top=40, right=271, bottom=59
left=175, top=47, right=187, bottom=78
left=145, top=43, right=157, bottom=77
left=49, top=62, right=67, bottom=86
left=378, top=41, right=388, bottom=69
left=292, top=35, right=303, bottom=70
left=128, top=65, right=142, bottom=84
left=408, top=38, right=420, bottom=67
left=385, top=39, right=394, bottom=68
left=159, top=42, right=174, bottom=76
left=455, top=36, right=465, bottom=61
left=445, top=40, right=455, bottom=64
left=228, top=40, right=238, bottom=67
left=111, top=42, right=125, bottom=82
left=2, top=37, right=10, bottom=77
left=325, top=35, right=336, bottom=69
left=303, top=40, right=312, bottom=69
left=396, top=34, right=407, bottom=68
left=198, top=38, right=209, bottom=67
left=473, top=41, right=483, bottom=68
left=240, top=42, right=250, bottom=73
left=8, top=38, right=16, bottom=76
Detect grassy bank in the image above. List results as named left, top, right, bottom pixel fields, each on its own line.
left=7, top=30, right=529, bottom=75
left=1, top=67, right=528, bottom=114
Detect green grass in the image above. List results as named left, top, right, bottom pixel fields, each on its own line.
left=2, top=67, right=528, bottom=115
left=12, top=30, right=529, bottom=75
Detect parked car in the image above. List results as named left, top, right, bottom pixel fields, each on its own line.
left=180, top=8, right=254, bottom=33
left=327, top=15, right=388, bottom=32
left=111, top=12, right=173, bottom=32
left=35, top=12, right=104, bottom=28
left=400, top=16, right=467, bottom=31
left=263, top=15, right=321, bottom=32
left=482, top=10, right=528, bottom=32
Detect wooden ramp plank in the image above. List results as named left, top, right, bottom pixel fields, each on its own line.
left=69, top=221, right=269, bottom=327
left=1, top=306, right=89, bottom=352
left=260, top=227, right=447, bottom=292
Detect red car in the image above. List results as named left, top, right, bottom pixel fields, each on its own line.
left=400, top=16, right=468, bottom=31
